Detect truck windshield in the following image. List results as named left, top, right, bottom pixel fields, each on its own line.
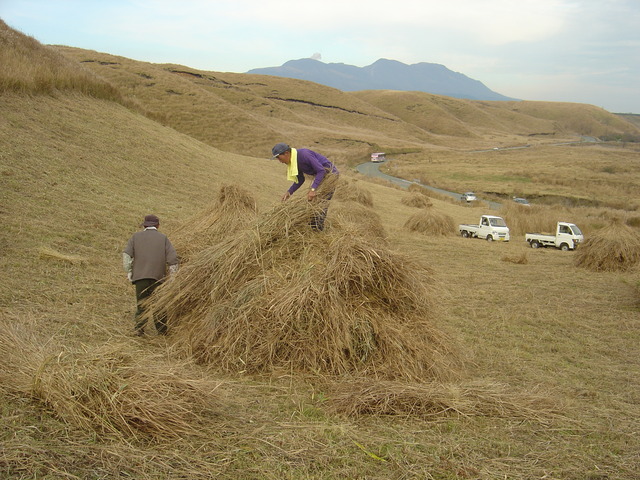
left=489, top=218, right=506, bottom=227
left=570, top=225, right=583, bottom=235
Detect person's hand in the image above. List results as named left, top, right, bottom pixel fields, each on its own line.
left=169, top=264, right=178, bottom=281
left=307, top=189, right=317, bottom=201
left=281, top=192, right=291, bottom=202
left=127, top=272, right=133, bottom=282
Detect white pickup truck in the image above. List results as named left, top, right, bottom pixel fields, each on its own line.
left=459, top=215, right=510, bottom=242
left=526, top=222, right=584, bottom=251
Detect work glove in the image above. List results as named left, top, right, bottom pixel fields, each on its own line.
left=168, top=264, right=178, bottom=282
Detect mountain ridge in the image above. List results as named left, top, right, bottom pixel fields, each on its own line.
left=247, top=58, right=516, bottom=101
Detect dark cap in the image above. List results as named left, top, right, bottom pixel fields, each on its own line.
left=271, top=142, right=290, bottom=158
left=141, top=214, right=160, bottom=227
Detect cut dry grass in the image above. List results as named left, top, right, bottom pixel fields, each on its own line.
left=401, top=192, right=433, bottom=208
left=148, top=178, right=460, bottom=381
left=328, top=199, right=387, bottom=240
left=328, top=379, right=560, bottom=423
left=575, top=218, right=640, bottom=271
left=333, top=178, right=374, bottom=207
left=37, top=246, right=87, bottom=265
left=0, top=318, right=220, bottom=441
left=403, top=208, right=456, bottom=236
left=169, top=183, right=258, bottom=262
left=502, top=252, right=529, bottom=264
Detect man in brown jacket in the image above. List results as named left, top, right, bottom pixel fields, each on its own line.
left=123, top=214, right=179, bottom=336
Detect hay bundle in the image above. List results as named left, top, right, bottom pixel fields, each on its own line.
left=328, top=380, right=558, bottom=422
left=401, top=192, right=433, bottom=209
left=575, top=218, right=640, bottom=272
left=328, top=200, right=387, bottom=240
left=501, top=253, right=528, bottom=265
left=151, top=181, right=458, bottom=382
left=38, top=246, right=86, bottom=264
left=407, top=183, right=432, bottom=196
left=333, top=178, right=374, bottom=207
left=403, top=209, right=456, bottom=236
left=0, top=320, right=219, bottom=440
left=169, top=184, right=257, bottom=262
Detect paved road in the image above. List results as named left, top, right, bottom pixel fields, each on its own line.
left=356, top=161, right=501, bottom=209
left=356, top=137, right=598, bottom=209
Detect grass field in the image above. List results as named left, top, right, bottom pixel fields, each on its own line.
left=1, top=21, right=639, bottom=479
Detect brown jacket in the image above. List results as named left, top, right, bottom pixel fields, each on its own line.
left=123, top=228, right=178, bottom=282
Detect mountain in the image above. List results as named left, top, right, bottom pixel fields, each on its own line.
left=247, top=58, right=515, bottom=101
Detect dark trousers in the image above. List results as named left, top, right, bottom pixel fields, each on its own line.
left=311, top=184, right=336, bottom=231
left=134, top=278, right=167, bottom=334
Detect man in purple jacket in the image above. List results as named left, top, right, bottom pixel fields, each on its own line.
left=271, top=143, right=339, bottom=230
left=123, top=214, right=179, bottom=336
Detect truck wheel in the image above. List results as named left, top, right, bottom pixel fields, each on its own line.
left=486, top=235, right=494, bottom=242
left=560, top=243, right=570, bottom=251
left=461, top=230, right=469, bottom=238
left=531, top=240, right=540, bottom=249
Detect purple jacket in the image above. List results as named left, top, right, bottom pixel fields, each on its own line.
left=288, top=148, right=339, bottom=195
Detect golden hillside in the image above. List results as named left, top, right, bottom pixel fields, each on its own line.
left=2, top=21, right=640, bottom=479
left=50, top=44, right=640, bottom=210
left=54, top=45, right=640, bottom=161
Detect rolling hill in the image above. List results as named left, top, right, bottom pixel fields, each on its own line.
left=54, top=46, right=640, bottom=164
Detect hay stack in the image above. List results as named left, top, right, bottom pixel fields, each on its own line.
left=328, top=200, right=387, bottom=240
left=403, top=209, right=456, bottom=236
left=407, top=183, right=432, bottom=196
left=150, top=178, right=458, bottom=382
left=169, top=184, right=257, bottom=262
left=401, top=192, right=433, bottom=209
left=575, top=218, right=640, bottom=272
left=0, top=320, right=219, bottom=440
left=333, top=178, right=374, bottom=207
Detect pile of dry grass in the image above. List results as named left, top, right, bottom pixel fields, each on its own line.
left=150, top=176, right=459, bottom=381
left=407, top=183, right=432, bottom=196
left=328, top=380, right=559, bottom=423
left=328, top=200, right=387, bottom=240
left=403, top=209, right=456, bottom=236
left=502, top=253, right=528, bottom=265
left=575, top=218, right=640, bottom=272
left=38, top=246, right=87, bottom=264
left=333, top=178, right=374, bottom=207
left=169, top=184, right=257, bottom=262
left=401, top=192, right=433, bottom=209
left=0, top=318, right=219, bottom=441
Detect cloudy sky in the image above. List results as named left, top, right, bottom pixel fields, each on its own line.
left=2, top=0, right=639, bottom=113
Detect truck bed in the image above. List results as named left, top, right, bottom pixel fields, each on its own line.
left=525, top=233, right=555, bottom=241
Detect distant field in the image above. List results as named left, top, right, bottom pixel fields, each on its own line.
left=380, top=142, right=640, bottom=211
